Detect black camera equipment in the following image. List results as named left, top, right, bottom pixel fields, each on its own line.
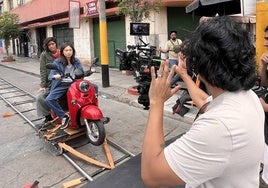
left=130, top=23, right=150, bottom=36
left=252, top=76, right=268, bottom=99
left=115, top=34, right=161, bottom=110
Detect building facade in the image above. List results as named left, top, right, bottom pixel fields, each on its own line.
left=0, top=0, right=256, bottom=68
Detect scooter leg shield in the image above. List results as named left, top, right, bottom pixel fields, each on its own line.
left=81, top=105, right=104, bottom=120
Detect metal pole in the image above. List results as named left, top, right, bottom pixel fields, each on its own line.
left=98, top=0, right=110, bottom=87
left=62, top=153, right=94, bottom=181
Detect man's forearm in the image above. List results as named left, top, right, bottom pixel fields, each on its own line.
left=142, top=102, right=165, bottom=179
left=160, top=49, right=168, bottom=53
left=181, top=74, right=208, bottom=109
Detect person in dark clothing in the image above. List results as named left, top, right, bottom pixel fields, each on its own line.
left=36, top=37, right=60, bottom=123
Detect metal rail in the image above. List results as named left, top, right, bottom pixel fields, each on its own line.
left=63, top=153, right=94, bottom=181
left=0, top=77, right=134, bottom=182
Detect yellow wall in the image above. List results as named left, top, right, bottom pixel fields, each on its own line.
left=256, top=1, right=268, bottom=68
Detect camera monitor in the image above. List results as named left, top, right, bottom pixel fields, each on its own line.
left=130, top=23, right=150, bottom=36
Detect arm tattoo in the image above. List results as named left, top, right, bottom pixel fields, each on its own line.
left=160, top=143, right=166, bottom=149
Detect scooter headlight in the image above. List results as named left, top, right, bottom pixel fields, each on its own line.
left=79, top=81, right=90, bottom=92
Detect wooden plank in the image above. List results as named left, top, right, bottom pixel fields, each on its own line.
left=103, top=138, right=115, bottom=169
left=64, top=128, right=84, bottom=135
left=58, top=142, right=112, bottom=169
left=62, top=177, right=86, bottom=188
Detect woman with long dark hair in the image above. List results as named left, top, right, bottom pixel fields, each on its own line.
left=45, top=42, right=84, bottom=129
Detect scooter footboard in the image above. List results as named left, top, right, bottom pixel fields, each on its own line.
left=81, top=105, right=104, bottom=120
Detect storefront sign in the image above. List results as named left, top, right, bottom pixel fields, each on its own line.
left=86, top=0, right=99, bottom=16
left=69, top=1, right=80, bottom=28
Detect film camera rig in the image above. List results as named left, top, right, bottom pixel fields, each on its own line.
left=115, top=23, right=162, bottom=109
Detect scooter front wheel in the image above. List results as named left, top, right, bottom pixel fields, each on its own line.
left=84, top=119, right=106, bottom=146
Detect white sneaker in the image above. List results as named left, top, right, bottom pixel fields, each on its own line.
left=61, top=114, right=70, bottom=129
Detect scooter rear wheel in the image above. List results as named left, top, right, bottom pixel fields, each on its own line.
left=85, top=120, right=106, bottom=146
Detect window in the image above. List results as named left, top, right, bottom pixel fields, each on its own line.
left=17, top=0, right=24, bottom=6
left=0, top=2, right=3, bottom=14
left=9, top=0, right=14, bottom=10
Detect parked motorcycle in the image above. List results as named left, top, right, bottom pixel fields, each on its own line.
left=41, top=58, right=109, bottom=147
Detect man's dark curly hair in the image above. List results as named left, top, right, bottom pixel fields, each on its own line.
left=43, top=37, right=57, bottom=52
left=185, top=16, right=256, bottom=91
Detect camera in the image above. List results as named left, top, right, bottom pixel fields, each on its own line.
left=130, top=23, right=150, bottom=36
left=115, top=24, right=161, bottom=109
left=135, top=57, right=160, bottom=109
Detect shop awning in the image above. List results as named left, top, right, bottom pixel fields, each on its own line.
left=199, top=15, right=256, bottom=23
left=186, top=0, right=241, bottom=16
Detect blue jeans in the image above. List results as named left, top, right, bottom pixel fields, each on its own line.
left=169, top=59, right=179, bottom=85
left=45, top=85, right=70, bottom=118
left=169, top=59, right=178, bottom=68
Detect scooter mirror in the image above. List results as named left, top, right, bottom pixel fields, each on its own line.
left=74, top=68, right=85, bottom=79
left=92, top=57, right=99, bottom=66
left=46, top=63, right=58, bottom=70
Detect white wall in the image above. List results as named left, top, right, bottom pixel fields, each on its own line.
left=242, top=0, right=255, bottom=16
left=154, top=7, right=168, bottom=49
left=73, top=18, right=93, bottom=62
left=46, top=26, right=53, bottom=37
left=27, top=29, right=38, bottom=58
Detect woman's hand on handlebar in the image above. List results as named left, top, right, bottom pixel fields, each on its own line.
left=53, top=74, right=62, bottom=80
left=37, top=87, right=46, bottom=93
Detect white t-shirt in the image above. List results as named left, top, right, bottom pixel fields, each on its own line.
left=164, top=90, right=265, bottom=188
left=165, top=39, right=182, bottom=60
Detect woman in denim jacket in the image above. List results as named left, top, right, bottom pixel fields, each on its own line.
left=45, top=42, right=84, bottom=129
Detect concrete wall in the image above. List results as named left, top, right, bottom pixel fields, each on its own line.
left=46, top=26, right=53, bottom=38
left=73, top=18, right=94, bottom=63
left=242, top=0, right=256, bottom=16
left=27, top=29, right=38, bottom=58
left=73, top=19, right=90, bottom=59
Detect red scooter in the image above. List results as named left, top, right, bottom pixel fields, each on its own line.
left=42, top=59, right=109, bottom=147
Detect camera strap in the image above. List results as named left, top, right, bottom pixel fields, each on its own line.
left=170, top=39, right=179, bottom=45
left=169, top=39, right=179, bottom=52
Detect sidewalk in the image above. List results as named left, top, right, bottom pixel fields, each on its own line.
left=0, top=54, right=197, bottom=124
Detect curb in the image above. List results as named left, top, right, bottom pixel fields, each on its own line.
left=127, top=85, right=139, bottom=96
left=0, top=63, right=40, bottom=78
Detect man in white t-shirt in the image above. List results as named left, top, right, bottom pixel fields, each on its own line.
left=159, top=30, right=182, bottom=86
left=141, top=16, right=264, bottom=188
left=159, top=30, right=182, bottom=68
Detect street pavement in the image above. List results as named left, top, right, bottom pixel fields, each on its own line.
left=0, top=54, right=198, bottom=125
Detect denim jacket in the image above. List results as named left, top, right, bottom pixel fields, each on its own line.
left=48, top=58, right=84, bottom=90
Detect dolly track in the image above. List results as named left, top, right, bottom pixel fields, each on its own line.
left=0, top=77, right=134, bottom=183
